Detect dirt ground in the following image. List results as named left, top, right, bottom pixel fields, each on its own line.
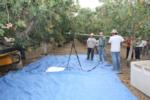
left=0, top=40, right=150, bottom=100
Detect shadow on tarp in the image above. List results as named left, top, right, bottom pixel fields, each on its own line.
left=0, top=55, right=137, bottom=100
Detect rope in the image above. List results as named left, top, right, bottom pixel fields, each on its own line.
left=87, top=62, right=101, bottom=72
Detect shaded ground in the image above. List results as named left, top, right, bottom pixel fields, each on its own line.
left=0, top=40, right=150, bottom=100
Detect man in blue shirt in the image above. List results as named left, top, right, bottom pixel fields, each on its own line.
left=98, top=32, right=107, bottom=62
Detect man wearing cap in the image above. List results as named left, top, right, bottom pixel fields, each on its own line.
left=87, top=33, right=97, bottom=60
left=108, top=29, right=124, bottom=73
left=98, top=32, right=107, bottom=62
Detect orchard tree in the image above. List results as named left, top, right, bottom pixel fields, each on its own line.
left=0, top=0, right=78, bottom=49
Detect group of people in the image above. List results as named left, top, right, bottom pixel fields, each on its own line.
left=86, top=29, right=124, bottom=74
left=87, top=32, right=107, bottom=61
left=125, top=36, right=150, bottom=60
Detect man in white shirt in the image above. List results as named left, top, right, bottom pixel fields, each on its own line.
left=108, top=29, right=124, bottom=73
left=87, top=33, right=97, bottom=60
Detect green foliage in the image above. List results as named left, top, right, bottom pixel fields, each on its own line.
left=0, top=0, right=76, bottom=48
left=0, top=0, right=149, bottom=49
left=14, top=36, right=29, bottom=49
left=0, top=29, right=5, bottom=37
left=0, top=23, right=5, bottom=37
left=74, top=0, right=150, bottom=38
left=16, top=20, right=27, bottom=28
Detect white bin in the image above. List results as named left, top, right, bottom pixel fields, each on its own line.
left=130, top=60, right=150, bottom=97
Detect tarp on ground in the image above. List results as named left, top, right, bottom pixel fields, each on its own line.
left=0, top=55, right=137, bottom=100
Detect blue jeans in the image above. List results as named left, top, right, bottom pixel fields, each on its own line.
left=99, top=47, right=107, bottom=62
left=111, top=52, right=121, bottom=72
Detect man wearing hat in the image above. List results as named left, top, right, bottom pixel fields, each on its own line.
left=98, top=32, right=107, bottom=62
left=87, top=33, right=97, bottom=60
left=108, top=29, right=124, bottom=73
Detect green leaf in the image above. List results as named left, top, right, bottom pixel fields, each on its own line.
left=16, top=20, right=27, bottom=28
left=0, top=29, right=5, bottom=37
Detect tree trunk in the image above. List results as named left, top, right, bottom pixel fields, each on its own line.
left=127, top=41, right=133, bottom=66
left=17, top=17, right=37, bottom=38
left=41, top=42, right=48, bottom=55
left=127, top=35, right=135, bottom=66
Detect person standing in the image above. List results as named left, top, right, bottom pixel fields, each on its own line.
left=135, top=37, right=142, bottom=60
left=95, top=39, right=99, bottom=54
left=87, top=33, right=97, bottom=60
left=108, top=29, right=124, bottom=73
left=98, top=32, right=107, bottom=62
left=125, top=37, right=133, bottom=59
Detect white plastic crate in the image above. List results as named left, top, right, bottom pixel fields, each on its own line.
left=130, top=60, right=150, bottom=97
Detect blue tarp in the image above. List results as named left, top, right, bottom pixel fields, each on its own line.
left=0, top=55, right=137, bottom=100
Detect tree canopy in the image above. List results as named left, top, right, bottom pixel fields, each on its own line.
left=0, top=0, right=149, bottom=48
